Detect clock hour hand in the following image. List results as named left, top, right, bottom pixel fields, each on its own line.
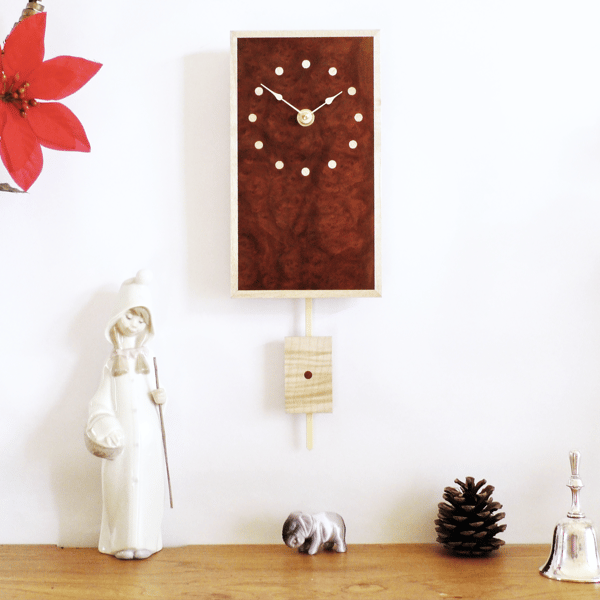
left=260, top=84, right=300, bottom=113
left=311, top=91, right=343, bottom=114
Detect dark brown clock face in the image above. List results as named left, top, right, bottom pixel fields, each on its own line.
left=232, top=31, right=380, bottom=297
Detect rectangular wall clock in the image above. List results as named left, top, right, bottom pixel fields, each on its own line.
left=231, top=30, right=381, bottom=298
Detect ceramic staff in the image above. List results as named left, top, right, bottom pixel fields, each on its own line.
left=154, top=357, right=173, bottom=509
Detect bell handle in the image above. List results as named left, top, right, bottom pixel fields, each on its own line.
left=570, top=450, right=581, bottom=478
left=567, top=450, right=585, bottom=518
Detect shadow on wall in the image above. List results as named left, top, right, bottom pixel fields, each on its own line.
left=183, top=52, right=231, bottom=303
left=28, top=289, right=116, bottom=548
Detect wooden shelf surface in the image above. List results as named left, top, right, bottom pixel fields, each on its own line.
left=1, top=543, right=599, bottom=599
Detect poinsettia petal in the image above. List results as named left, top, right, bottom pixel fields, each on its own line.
left=0, top=104, right=6, bottom=135
left=0, top=109, right=43, bottom=191
left=27, top=102, right=91, bottom=152
left=2, top=13, right=46, bottom=79
left=28, top=56, right=102, bottom=100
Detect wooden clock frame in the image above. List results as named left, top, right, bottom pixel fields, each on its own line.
left=230, top=30, right=381, bottom=299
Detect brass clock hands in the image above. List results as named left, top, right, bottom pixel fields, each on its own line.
left=260, top=84, right=300, bottom=113
left=296, top=91, right=342, bottom=127
left=260, top=84, right=343, bottom=128
left=311, top=91, right=343, bottom=114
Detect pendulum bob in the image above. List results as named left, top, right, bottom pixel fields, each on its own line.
left=284, top=336, right=332, bottom=449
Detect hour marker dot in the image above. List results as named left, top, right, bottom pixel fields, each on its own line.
left=255, top=141, right=263, bottom=149
left=354, top=113, right=363, bottom=122
left=302, top=60, right=310, bottom=68
left=275, top=161, right=284, bottom=169
left=275, top=66, right=284, bottom=75
left=328, top=160, right=337, bottom=169
left=329, top=67, right=337, bottom=76
left=301, top=167, right=310, bottom=176
left=348, top=87, right=356, bottom=96
left=349, top=140, right=358, bottom=149
left=255, top=87, right=263, bottom=96
left=248, top=114, right=257, bottom=122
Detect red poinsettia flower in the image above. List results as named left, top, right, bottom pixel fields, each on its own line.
left=0, top=12, right=101, bottom=191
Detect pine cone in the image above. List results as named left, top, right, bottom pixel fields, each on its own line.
left=435, top=477, right=507, bottom=556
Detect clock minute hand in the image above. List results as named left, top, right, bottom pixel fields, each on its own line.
left=311, top=91, right=343, bottom=114
left=261, top=84, right=300, bottom=113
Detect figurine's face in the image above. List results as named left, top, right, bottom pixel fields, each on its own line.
left=285, top=527, right=305, bottom=548
left=117, top=310, right=147, bottom=337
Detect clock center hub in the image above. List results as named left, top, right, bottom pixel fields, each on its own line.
left=297, top=108, right=315, bottom=127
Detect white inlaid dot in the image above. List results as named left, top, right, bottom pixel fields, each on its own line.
left=248, top=114, right=257, bottom=122
left=329, top=67, right=337, bottom=76
left=275, top=161, right=284, bottom=169
left=255, top=141, right=263, bottom=149
left=349, top=140, right=358, bottom=149
left=302, top=60, right=310, bottom=68
left=255, top=87, right=263, bottom=96
left=301, top=167, right=310, bottom=176
left=328, top=160, right=337, bottom=169
left=275, top=66, right=284, bottom=75
left=348, top=87, right=356, bottom=96
left=354, top=113, right=363, bottom=122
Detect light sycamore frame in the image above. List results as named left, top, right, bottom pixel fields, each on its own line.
left=230, top=30, right=382, bottom=299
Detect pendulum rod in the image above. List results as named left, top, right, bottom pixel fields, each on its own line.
left=305, top=298, right=313, bottom=450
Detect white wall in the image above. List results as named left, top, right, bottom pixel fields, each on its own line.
left=2, top=0, right=600, bottom=547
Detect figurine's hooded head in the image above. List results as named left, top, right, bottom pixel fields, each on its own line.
left=105, top=269, right=154, bottom=344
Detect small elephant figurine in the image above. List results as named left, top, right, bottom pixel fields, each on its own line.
left=282, top=511, right=347, bottom=555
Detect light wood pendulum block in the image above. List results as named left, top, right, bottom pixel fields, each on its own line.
left=285, top=336, right=332, bottom=449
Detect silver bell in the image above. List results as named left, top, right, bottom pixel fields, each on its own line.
left=540, top=450, right=600, bottom=582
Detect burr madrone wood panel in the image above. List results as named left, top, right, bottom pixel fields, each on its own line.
left=285, top=336, right=332, bottom=414
left=230, top=30, right=382, bottom=298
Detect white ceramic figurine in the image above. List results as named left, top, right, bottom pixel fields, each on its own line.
left=282, top=511, right=347, bottom=555
left=85, top=270, right=167, bottom=560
